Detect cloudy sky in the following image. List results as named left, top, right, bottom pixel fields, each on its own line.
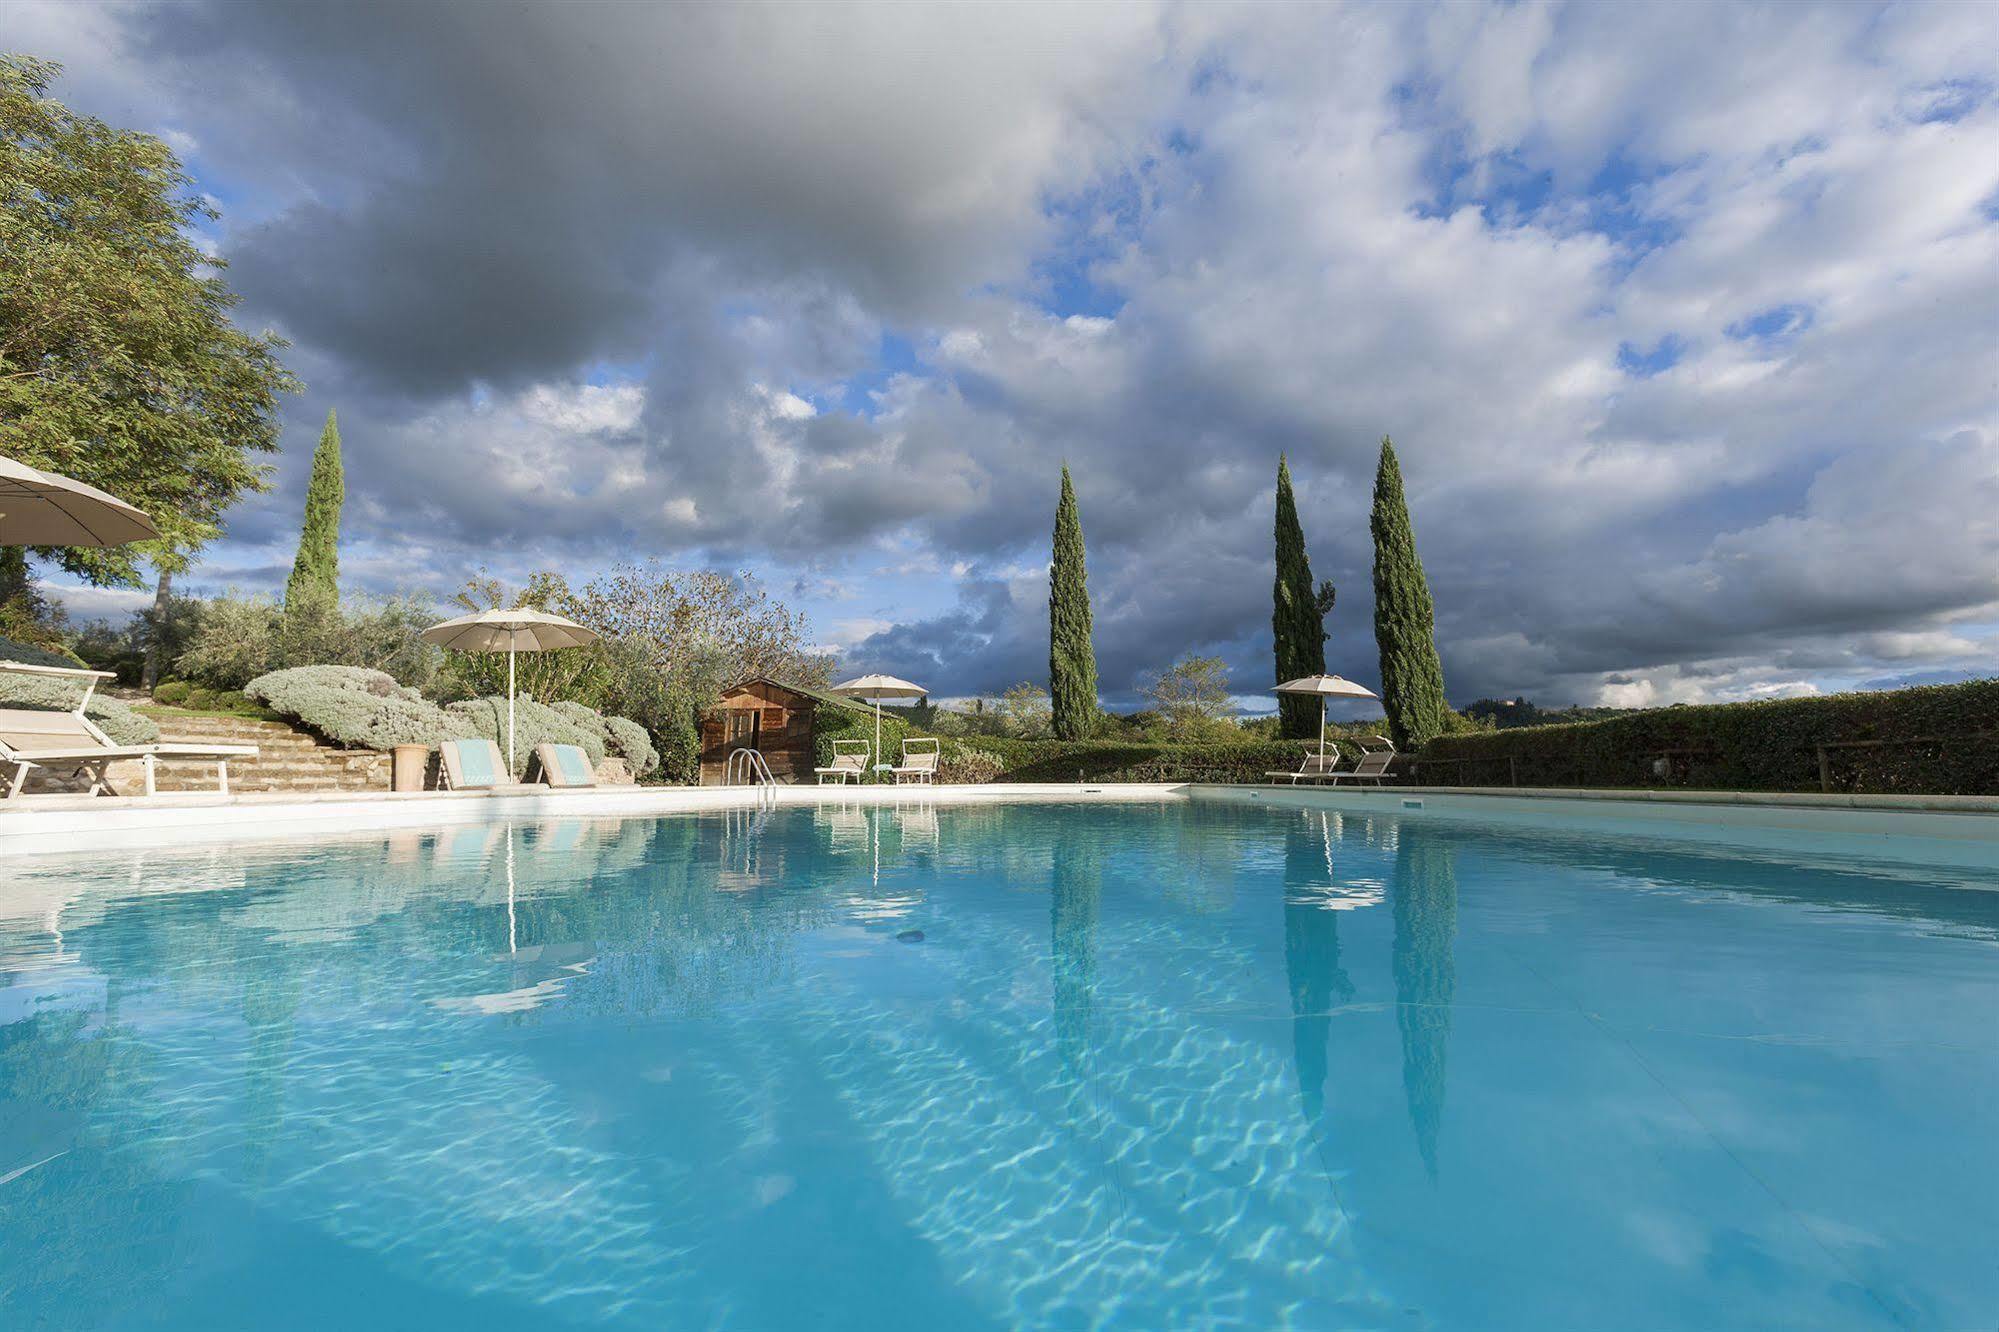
left=12, top=0, right=1997, bottom=709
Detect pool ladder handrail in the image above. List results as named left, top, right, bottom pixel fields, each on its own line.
left=725, top=747, right=779, bottom=802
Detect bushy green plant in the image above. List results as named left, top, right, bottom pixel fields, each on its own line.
left=812, top=693, right=920, bottom=772
left=0, top=634, right=84, bottom=669
left=938, top=744, right=1006, bottom=784
left=447, top=696, right=605, bottom=778
left=551, top=700, right=660, bottom=778
left=246, top=665, right=435, bottom=747
left=945, top=737, right=1330, bottom=784
left=173, top=594, right=281, bottom=689
left=0, top=672, right=158, bottom=744
left=152, top=681, right=192, bottom=706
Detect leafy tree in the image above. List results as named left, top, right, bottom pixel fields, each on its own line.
left=1048, top=464, right=1099, bottom=739
left=0, top=55, right=297, bottom=594
left=1370, top=437, right=1449, bottom=750
left=284, top=410, right=344, bottom=615
left=1272, top=453, right=1338, bottom=739
left=1142, top=654, right=1235, bottom=741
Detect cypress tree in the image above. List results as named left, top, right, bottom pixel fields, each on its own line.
left=1370, top=437, right=1449, bottom=750
left=1048, top=464, right=1099, bottom=740
left=1272, top=454, right=1333, bottom=739
left=284, top=410, right=344, bottom=617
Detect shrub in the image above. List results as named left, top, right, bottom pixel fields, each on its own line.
left=945, top=737, right=1340, bottom=784
left=1415, top=680, right=1999, bottom=795
left=0, top=672, right=158, bottom=744
left=175, top=594, right=281, bottom=689
left=447, top=696, right=605, bottom=777
left=246, top=665, right=442, bottom=748
left=551, top=700, right=660, bottom=778
left=938, top=744, right=1006, bottom=784
left=178, top=592, right=439, bottom=691
left=360, top=696, right=457, bottom=749
left=152, top=681, right=192, bottom=706
left=0, top=634, right=84, bottom=669
left=812, top=694, right=917, bottom=772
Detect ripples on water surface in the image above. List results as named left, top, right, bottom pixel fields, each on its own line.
left=1, top=799, right=1994, bottom=1330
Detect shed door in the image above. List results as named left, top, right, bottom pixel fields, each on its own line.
left=725, top=709, right=762, bottom=750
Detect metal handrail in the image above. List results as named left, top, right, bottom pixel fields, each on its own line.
left=724, top=746, right=777, bottom=788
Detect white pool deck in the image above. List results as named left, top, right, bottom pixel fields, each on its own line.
left=2, top=780, right=1995, bottom=860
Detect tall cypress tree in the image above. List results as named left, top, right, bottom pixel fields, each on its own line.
left=1370, top=437, right=1449, bottom=750
left=1048, top=464, right=1099, bottom=740
left=284, top=410, right=344, bottom=617
left=1272, top=454, right=1336, bottom=739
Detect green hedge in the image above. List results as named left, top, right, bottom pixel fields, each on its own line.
left=946, top=736, right=1366, bottom=784
left=1415, top=679, right=1999, bottom=795
left=812, top=696, right=917, bottom=772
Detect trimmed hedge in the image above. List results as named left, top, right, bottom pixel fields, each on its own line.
left=947, top=736, right=1367, bottom=785
left=1415, top=679, right=1999, bottom=795
left=0, top=670, right=159, bottom=745
left=0, top=635, right=84, bottom=669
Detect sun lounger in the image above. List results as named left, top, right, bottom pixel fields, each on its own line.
left=438, top=737, right=510, bottom=791
left=1322, top=741, right=1397, bottom=785
left=530, top=742, right=596, bottom=788
left=892, top=738, right=939, bottom=785
left=815, top=739, right=870, bottom=784
left=0, top=662, right=255, bottom=798
left=1265, top=748, right=1345, bottom=785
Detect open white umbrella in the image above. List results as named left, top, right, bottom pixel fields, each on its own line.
left=831, top=673, right=927, bottom=780
left=1, top=453, right=159, bottom=547
left=1273, top=674, right=1380, bottom=762
left=422, top=608, right=598, bottom=772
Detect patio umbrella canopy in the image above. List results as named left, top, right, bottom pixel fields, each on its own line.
left=421, top=608, right=599, bottom=772
left=0, top=453, right=159, bottom=548
left=831, top=673, right=927, bottom=779
left=1273, top=674, right=1380, bottom=761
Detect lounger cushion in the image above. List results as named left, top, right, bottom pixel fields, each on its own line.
left=537, top=742, right=595, bottom=787
left=443, top=738, right=504, bottom=788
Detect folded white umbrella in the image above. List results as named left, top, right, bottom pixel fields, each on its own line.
left=0, top=453, right=159, bottom=547
left=832, top=673, right=928, bottom=779
left=422, top=608, right=599, bottom=772
left=1274, top=674, right=1380, bottom=761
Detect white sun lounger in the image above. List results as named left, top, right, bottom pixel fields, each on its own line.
left=892, top=738, right=940, bottom=785
left=816, top=739, right=870, bottom=784
left=1, top=661, right=256, bottom=798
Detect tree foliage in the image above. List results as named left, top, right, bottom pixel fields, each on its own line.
left=0, top=55, right=297, bottom=586
left=437, top=564, right=831, bottom=783
left=1141, top=654, right=1236, bottom=741
left=1370, top=437, right=1449, bottom=750
left=1272, top=453, right=1335, bottom=739
left=284, top=410, right=343, bottom=615
left=1048, top=464, right=1099, bottom=739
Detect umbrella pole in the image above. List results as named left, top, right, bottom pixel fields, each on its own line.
left=507, top=642, right=517, bottom=775
left=874, top=700, right=882, bottom=783
left=1319, top=698, right=1327, bottom=762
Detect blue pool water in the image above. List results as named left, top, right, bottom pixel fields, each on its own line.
left=1, top=798, right=1994, bottom=1330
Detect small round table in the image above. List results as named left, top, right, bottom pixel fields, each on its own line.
left=872, top=763, right=895, bottom=784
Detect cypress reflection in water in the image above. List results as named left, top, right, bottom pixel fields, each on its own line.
left=1281, top=815, right=1355, bottom=1125
left=1392, top=830, right=1458, bottom=1180
left=1050, top=829, right=1102, bottom=1081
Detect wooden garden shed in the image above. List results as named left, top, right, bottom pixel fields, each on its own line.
left=698, top=677, right=871, bottom=785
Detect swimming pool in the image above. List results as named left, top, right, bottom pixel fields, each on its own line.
left=2, top=796, right=1993, bottom=1329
